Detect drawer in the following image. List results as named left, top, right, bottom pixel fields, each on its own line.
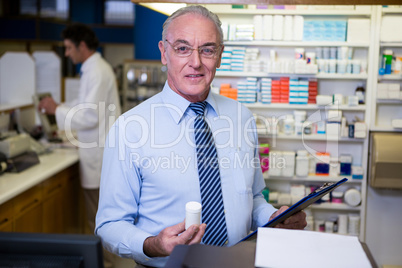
left=42, top=173, right=68, bottom=199
left=13, top=185, right=42, bottom=217
left=0, top=200, right=13, bottom=230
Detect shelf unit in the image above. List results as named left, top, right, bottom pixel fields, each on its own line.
left=216, top=71, right=368, bottom=80
left=209, top=4, right=375, bottom=241
left=370, top=7, right=402, bottom=132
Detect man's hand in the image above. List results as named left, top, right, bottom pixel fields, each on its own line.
left=269, top=206, right=307, bottom=230
left=38, top=96, right=58, bottom=115
left=143, top=221, right=206, bottom=258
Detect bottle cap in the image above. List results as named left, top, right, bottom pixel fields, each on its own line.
left=186, top=201, right=202, bottom=213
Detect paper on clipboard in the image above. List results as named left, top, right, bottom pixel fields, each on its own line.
left=255, top=228, right=372, bottom=268
left=239, top=178, right=348, bottom=243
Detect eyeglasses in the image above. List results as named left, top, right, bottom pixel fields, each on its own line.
left=165, top=39, right=222, bottom=58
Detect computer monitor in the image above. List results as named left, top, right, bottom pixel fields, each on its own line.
left=33, top=92, right=59, bottom=140
left=0, top=232, right=104, bottom=268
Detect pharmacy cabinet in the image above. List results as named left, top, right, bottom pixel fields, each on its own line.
left=0, top=163, right=83, bottom=234
left=208, top=4, right=376, bottom=241
left=0, top=200, right=13, bottom=232
left=370, top=7, right=402, bottom=132
left=122, top=60, right=167, bottom=112
left=13, top=185, right=43, bottom=233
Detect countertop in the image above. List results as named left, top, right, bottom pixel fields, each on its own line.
left=0, top=148, right=79, bottom=205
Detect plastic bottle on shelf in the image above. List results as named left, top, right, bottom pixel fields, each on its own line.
left=295, top=150, right=309, bottom=177
left=355, top=83, right=365, bottom=105
left=284, top=114, right=295, bottom=135
left=383, top=50, right=393, bottom=75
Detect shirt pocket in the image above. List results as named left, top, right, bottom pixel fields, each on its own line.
left=229, top=149, right=255, bottom=195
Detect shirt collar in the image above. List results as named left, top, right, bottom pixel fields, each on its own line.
left=160, top=82, right=220, bottom=125
left=81, top=52, right=100, bottom=74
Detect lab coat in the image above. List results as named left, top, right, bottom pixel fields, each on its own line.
left=56, top=52, right=121, bottom=189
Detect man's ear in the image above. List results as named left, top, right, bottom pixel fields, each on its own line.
left=78, top=40, right=88, bottom=51
left=216, top=44, right=224, bottom=68
left=159, top=41, right=167, bottom=65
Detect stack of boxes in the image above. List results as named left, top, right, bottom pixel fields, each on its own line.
left=236, top=80, right=253, bottom=103
left=219, top=84, right=237, bottom=100
left=303, top=19, right=347, bottom=42
left=244, top=48, right=266, bottom=73
left=219, top=47, right=232, bottom=71
left=289, top=79, right=309, bottom=104
left=218, top=76, right=319, bottom=105
left=280, top=77, right=290, bottom=103
left=227, top=24, right=255, bottom=41
left=289, top=79, right=299, bottom=104
left=308, top=79, right=318, bottom=104
left=377, top=83, right=401, bottom=100
left=231, top=47, right=246, bottom=72
left=261, top=78, right=272, bottom=104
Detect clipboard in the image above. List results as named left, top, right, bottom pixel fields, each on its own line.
left=239, top=178, right=348, bottom=243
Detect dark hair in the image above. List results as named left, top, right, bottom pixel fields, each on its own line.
left=61, top=23, right=99, bottom=50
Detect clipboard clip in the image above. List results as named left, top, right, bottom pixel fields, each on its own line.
left=311, top=182, right=335, bottom=194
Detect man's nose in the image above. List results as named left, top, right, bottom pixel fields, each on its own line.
left=188, top=49, right=202, bottom=68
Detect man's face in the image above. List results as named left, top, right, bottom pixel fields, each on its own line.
left=64, top=39, right=82, bottom=64
left=159, top=13, right=223, bottom=103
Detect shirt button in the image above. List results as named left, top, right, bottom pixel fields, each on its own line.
left=145, top=258, right=149, bottom=261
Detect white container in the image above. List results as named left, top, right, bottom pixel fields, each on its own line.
left=282, top=151, right=296, bottom=177
left=348, top=214, right=360, bottom=236
left=325, top=221, right=334, bottom=233
left=344, top=188, right=361, bottom=207
left=284, top=115, right=295, bottom=135
left=296, top=150, right=309, bottom=177
left=329, top=157, right=339, bottom=177
left=185, top=201, right=202, bottom=230
left=338, top=214, right=348, bottom=234
left=305, top=215, right=314, bottom=231
left=306, top=52, right=316, bottom=64
left=295, top=48, right=305, bottom=59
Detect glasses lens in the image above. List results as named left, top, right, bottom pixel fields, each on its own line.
left=200, top=46, right=218, bottom=58
left=174, top=45, right=192, bottom=57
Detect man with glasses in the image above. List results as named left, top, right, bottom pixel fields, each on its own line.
left=96, top=5, right=306, bottom=267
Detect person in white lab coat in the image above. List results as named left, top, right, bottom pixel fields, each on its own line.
left=38, top=23, right=121, bottom=268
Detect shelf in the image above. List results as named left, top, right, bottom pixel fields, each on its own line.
left=256, top=131, right=365, bottom=142
left=310, top=203, right=361, bottom=211
left=380, top=42, right=402, bottom=47
left=207, top=7, right=372, bottom=16
left=382, top=7, right=402, bottom=14
left=224, top=40, right=370, bottom=47
left=245, top=103, right=366, bottom=111
left=378, top=74, right=402, bottom=81
left=376, top=99, right=402, bottom=105
left=0, top=102, right=33, bottom=112
left=370, top=126, right=402, bottom=132
left=264, top=175, right=362, bottom=184
left=216, top=71, right=368, bottom=80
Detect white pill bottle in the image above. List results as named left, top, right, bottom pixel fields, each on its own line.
left=185, top=201, right=202, bottom=230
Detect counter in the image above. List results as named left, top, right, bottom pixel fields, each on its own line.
left=0, top=148, right=79, bottom=205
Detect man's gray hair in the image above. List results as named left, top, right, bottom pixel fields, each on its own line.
left=162, top=5, right=223, bottom=45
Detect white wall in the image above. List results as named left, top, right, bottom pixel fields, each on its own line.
left=103, top=44, right=134, bottom=69
left=365, top=187, right=402, bottom=266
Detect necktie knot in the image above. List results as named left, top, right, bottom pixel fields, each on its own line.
left=189, top=101, right=207, bottom=116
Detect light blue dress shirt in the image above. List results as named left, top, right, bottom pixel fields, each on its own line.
left=95, top=83, right=276, bottom=267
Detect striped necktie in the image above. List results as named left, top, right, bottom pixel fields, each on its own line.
left=189, top=101, right=228, bottom=247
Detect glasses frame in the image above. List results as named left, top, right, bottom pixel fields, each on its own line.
left=165, top=39, right=222, bottom=59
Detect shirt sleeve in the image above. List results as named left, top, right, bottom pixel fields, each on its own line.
left=249, top=117, right=277, bottom=230
left=55, top=68, right=111, bottom=131
left=95, top=120, right=157, bottom=264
